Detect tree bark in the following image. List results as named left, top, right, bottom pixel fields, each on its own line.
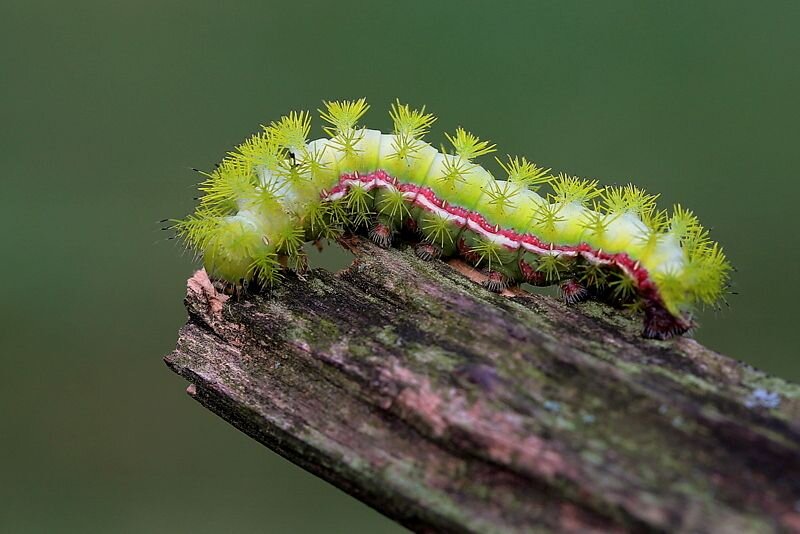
left=165, top=236, right=800, bottom=533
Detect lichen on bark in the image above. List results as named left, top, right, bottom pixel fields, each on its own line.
left=166, top=235, right=800, bottom=533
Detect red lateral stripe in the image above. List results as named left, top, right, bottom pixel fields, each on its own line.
left=324, top=171, right=663, bottom=302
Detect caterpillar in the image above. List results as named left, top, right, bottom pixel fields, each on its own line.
left=174, top=98, right=731, bottom=339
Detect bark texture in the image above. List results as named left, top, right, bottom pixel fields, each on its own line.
left=165, top=236, right=800, bottom=533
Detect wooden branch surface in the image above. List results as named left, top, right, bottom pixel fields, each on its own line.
left=165, top=236, right=800, bottom=533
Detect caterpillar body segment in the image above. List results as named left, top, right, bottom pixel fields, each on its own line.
left=175, top=98, right=732, bottom=339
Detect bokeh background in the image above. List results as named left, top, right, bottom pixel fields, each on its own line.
left=2, top=1, right=799, bottom=532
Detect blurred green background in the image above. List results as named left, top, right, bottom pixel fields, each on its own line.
left=2, top=1, right=799, bottom=532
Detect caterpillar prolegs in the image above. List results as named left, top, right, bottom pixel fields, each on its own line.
left=175, top=98, right=732, bottom=339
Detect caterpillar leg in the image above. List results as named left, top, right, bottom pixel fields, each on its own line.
left=415, top=242, right=442, bottom=261
left=518, top=257, right=549, bottom=286
left=403, top=217, right=419, bottom=235
left=560, top=279, right=589, bottom=305
left=279, top=251, right=308, bottom=274
left=212, top=278, right=241, bottom=296
left=456, top=237, right=482, bottom=265
left=368, top=222, right=393, bottom=248
left=211, top=277, right=254, bottom=299
left=483, top=270, right=510, bottom=293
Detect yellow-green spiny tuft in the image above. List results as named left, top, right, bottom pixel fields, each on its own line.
left=579, top=203, right=614, bottom=239
left=436, top=150, right=474, bottom=188
left=232, top=130, right=283, bottom=172
left=602, top=184, right=659, bottom=217
left=420, top=213, right=456, bottom=249
left=248, top=244, right=282, bottom=287
left=469, top=238, right=505, bottom=271
left=319, top=98, right=370, bottom=133
left=684, top=242, right=732, bottom=307
left=319, top=98, right=369, bottom=158
left=578, top=261, right=608, bottom=288
left=530, top=202, right=566, bottom=242
left=172, top=207, right=223, bottom=254
left=609, top=272, right=638, bottom=302
left=550, top=174, right=602, bottom=205
left=483, top=180, right=520, bottom=215
left=535, top=254, right=567, bottom=282
left=389, top=100, right=437, bottom=160
left=375, top=188, right=412, bottom=228
left=270, top=110, right=312, bottom=152
left=496, top=155, right=552, bottom=191
left=305, top=199, right=347, bottom=240
left=196, top=160, right=257, bottom=214
left=343, top=184, right=373, bottom=228
left=445, top=127, right=496, bottom=161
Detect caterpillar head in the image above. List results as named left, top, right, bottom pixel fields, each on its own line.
left=176, top=211, right=278, bottom=285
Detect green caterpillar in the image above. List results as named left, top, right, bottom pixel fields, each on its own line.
left=175, top=98, right=731, bottom=339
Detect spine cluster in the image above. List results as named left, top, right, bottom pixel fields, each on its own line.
left=175, top=99, right=731, bottom=338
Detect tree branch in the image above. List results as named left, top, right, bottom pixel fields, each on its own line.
left=165, top=236, right=800, bottom=533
